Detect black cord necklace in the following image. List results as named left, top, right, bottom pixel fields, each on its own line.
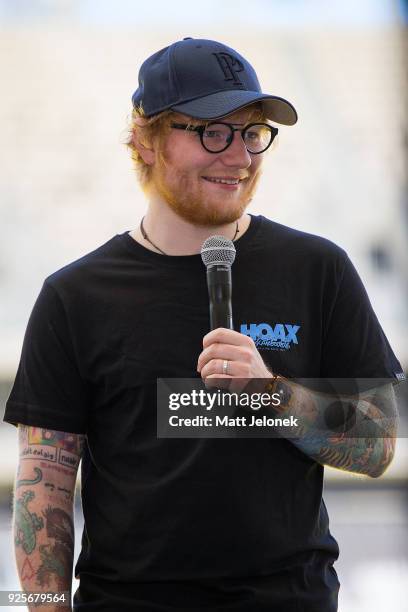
left=139, top=217, right=240, bottom=256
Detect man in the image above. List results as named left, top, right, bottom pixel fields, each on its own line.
left=4, top=38, right=404, bottom=611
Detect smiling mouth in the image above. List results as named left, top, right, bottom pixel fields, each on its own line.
left=202, top=177, right=244, bottom=185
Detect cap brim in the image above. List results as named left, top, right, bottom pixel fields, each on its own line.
left=171, top=90, right=298, bottom=126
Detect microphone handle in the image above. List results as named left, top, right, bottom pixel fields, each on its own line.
left=207, top=265, right=233, bottom=330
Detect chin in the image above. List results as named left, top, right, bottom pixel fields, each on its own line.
left=170, top=201, right=248, bottom=227
left=154, top=176, right=254, bottom=227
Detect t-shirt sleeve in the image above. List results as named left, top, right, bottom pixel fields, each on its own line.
left=4, top=280, right=89, bottom=433
left=321, top=252, right=405, bottom=382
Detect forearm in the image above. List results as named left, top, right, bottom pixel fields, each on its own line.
left=13, top=486, right=73, bottom=612
left=14, top=425, right=84, bottom=612
left=268, top=379, right=398, bottom=477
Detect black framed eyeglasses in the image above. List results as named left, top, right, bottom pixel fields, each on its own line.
left=170, top=121, right=278, bottom=154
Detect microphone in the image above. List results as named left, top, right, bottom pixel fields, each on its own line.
left=201, top=235, right=236, bottom=330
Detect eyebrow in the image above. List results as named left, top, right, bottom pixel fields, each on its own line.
left=204, top=122, right=246, bottom=127
left=184, top=120, right=252, bottom=129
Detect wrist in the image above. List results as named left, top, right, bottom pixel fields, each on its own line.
left=265, top=374, right=293, bottom=413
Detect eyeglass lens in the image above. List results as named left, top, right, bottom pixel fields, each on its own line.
left=202, top=123, right=274, bottom=153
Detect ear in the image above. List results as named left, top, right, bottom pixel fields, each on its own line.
left=131, top=117, right=156, bottom=165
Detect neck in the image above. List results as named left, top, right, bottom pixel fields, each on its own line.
left=130, top=198, right=251, bottom=256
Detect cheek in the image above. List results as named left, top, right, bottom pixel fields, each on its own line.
left=172, top=162, right=214, bottom=187
left=250, top=156, right=263, bottom=175
left=161, top=154, right=206, bottom=179
left=162, top=134, right=208, bottom=172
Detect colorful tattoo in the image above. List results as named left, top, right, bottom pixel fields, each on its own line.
left=28, top=428, right=82, bottom=454
left=14, top=491, right=44, bottom=555
left=36, top=506, right=74, bottom=589
left=274, top=382, right=398, bottom=477
left=19, top=427, right=85, bottom=472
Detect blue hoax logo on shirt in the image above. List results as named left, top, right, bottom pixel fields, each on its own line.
left=240, top=323, right=301, bottom=351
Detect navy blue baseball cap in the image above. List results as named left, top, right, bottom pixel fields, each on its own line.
left=131, top=37, right=298, bottom=126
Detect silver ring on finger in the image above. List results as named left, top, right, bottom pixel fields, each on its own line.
left=222, top=359, right=229, bottom=376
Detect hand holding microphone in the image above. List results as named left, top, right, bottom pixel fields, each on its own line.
left=199, top=235, right=272, bottom=392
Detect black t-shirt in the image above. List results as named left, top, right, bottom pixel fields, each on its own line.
left=4, top=215, right=403, bottom=611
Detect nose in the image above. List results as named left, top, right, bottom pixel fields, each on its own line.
left=219, top=130, right=252, bottom=169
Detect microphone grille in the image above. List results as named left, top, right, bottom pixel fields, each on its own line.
left=201, top=235, right=236, bottom=268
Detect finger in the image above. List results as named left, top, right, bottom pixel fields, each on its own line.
left=203, top=328, right=253, bottom=349
left=197, top=345, right=236, bottom=372
left=197, top=344, right=251, bottom=373
left=200, top=359, right=234, bottom=379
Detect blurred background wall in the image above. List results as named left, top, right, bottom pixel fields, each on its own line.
left=0, top=1, right=407, bottom=610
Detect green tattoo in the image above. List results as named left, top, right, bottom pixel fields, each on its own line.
left=17, top=467, right=43, bottom=488
left=38, top=544, right=66, bottom=579
left=14, top=490, right=44, bottom=555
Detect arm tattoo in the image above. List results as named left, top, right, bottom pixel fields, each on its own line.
left=15, top=426, right=79, bottom=608
left=15, top=494, right=74, bottom=604
left=37, top=505, right=74, bottom=588
left=273, top=381, right=398, bottom=477
left=14, top=490, right=44, bottom=555
left=17, top=467, right=43, bottom=488
left=19, top=426, right=85, bottom=472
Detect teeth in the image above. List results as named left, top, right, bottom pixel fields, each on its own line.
left=204, top=177, right=239, bottom=185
